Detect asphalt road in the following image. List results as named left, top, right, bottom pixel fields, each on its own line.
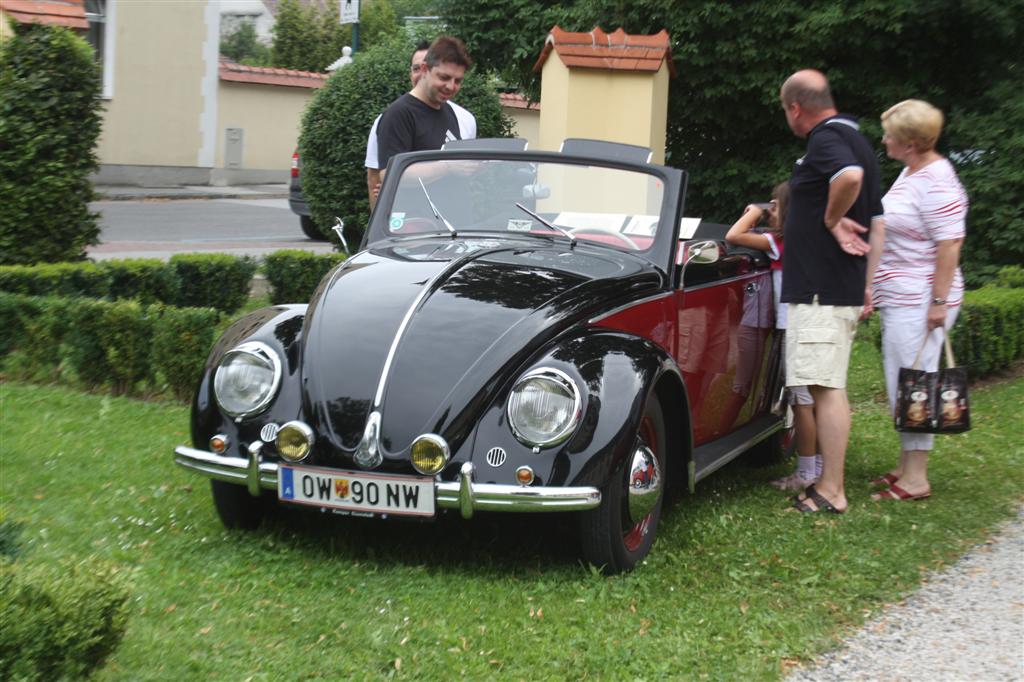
left=87, top=197, right=337, bottom=261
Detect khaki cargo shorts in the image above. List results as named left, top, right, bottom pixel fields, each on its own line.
left=785, top=298, right=860, bottom=389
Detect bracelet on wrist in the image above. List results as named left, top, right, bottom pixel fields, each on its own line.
left=931, top=297, right=947, bottom=305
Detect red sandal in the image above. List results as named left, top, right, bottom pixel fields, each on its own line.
left=869, top=472, right=899, bottom=487
left=871, top=483, right=931, bottom=501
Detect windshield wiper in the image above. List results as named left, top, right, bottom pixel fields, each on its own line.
left=418, top=178, right=457, bottom=238
left=515, top=202, right=576, bottom=247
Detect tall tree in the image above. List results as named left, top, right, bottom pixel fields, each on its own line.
left=272, top=0, right=322, bottom=71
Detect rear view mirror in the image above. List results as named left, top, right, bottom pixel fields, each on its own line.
left=684, top=240, right=721, bottom=265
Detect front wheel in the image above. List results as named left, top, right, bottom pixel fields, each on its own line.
left=210, top=480, right=267, bottom=529
left=579, top=397, right=667, bottom=574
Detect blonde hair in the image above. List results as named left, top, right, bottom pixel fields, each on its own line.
left=881, top=99, right=944, bottom=152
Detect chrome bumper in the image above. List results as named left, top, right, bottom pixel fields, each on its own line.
left=173, top=444, right=601, bottom=519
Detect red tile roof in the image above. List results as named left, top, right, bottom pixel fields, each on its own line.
left=533, top=26, right=676, bottom=77
left=218, top=57, right=329, bottom=89
left=0, top=0, right=87, bottom=29
left=499, top=92, right=539, bottom=110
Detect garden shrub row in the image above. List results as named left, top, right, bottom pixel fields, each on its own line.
left=0, top=254, right=257, bottom=313
left=952, top=285, right=1024, bottom=378
left=263, top=249, right=346, bottom=304
left=0, top=293, right=219, bottom=399
left=0, top=557, right=131, bottom=681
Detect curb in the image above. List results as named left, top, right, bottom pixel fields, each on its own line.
left=97, top=191, right=290, bottom=202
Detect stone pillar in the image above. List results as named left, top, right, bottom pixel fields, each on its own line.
left=532, top=27, right=675, bottom=163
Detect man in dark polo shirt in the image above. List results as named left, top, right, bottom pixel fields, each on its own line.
left=780, top=69, right=885, bottom=514
left=376, top=36, right=471, bottom=180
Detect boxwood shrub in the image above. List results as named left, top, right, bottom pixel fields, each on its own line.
left=171, top=253, right=257, bottom=313
left=263, top=249, right=346, bottom=304
left=0, top=557, right=130, bottom=681
left=0, top=22, right=103, bottom=265
left=103, top=258, right=181, bottom=304
left=0, top=262, right=109, bottom=298
left=0, top=293, right=220, bottom=399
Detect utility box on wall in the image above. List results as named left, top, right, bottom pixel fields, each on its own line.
left=225, top=127, right=244, bottom=169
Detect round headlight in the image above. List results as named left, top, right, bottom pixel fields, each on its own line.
left=507, top=368, right=581, bottom=447
left=213, top=341, right=282, bottom=418
left=410, top=434, right=449, bottom=475
left=276, top=421, right=314, bottom=462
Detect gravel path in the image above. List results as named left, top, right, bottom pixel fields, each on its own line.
left=788, top=507, right=1024, bottom=681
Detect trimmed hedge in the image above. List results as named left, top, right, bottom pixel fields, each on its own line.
left=951, top=285, right=1024, bottom=378
left=263, top=250, right=346, bottom=304
left=0, top=261, right=109, bottom=298
left=0, top=557, right=130, bottom=680
left=0, top=293, right=219, bottom=398
left=171, top=253, right=258, bottom=313
left=0, top=22, right=103, bottom=265
left=0, top=254, right=255, bottom=313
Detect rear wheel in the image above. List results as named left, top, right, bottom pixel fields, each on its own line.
left=300, top=215, right=325, bottom=240
left=579, top=397, right=666, bottom=574
left=211, top=480, right=266, bottom=529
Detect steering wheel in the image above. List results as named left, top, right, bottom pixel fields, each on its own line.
left=568, top=226, right=641, bottom=250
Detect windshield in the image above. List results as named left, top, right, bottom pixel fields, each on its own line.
left=383, top=158, right=666, bottom=252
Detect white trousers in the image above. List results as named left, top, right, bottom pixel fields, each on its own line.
left=880, top=300, right=960, bottom=452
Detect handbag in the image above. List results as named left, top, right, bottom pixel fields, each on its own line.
left=894, top=329, right=971, bottom=434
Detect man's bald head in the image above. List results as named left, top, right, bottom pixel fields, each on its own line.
left=780, top=69, right=835, bottom=113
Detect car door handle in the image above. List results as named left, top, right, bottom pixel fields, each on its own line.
left=745, top=282, right=757, bottom=294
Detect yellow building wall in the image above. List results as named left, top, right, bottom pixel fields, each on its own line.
left=216, top=82, right=315, bottom=170
left=537, top=56, right=670, bottom=164
left=505, top=107, right=541, bottom=149
left=95, top=0, right=209, bottom=167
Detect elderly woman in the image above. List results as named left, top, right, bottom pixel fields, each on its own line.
left=870, top=99, right=967, bottom=501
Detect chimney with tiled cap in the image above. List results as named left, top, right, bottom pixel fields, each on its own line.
left=532, top=26, right=675, bottom=163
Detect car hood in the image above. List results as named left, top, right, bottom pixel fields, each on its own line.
left=301, top=237, right=662, bottom=460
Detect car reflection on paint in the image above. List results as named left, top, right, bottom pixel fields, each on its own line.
left=174, top=138, right=786, bottom=574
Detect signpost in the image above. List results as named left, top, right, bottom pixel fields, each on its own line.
left=340, top=0, right=360, bottom=53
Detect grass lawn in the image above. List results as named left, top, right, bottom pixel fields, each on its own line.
left=1, top=336, right=1021, bottom=680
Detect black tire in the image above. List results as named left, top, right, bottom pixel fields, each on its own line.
left=579, top=397, right=667, bottom=574
left=210, top=480, right=266, bottom=530
left=300, top=215, right=325, bottom=241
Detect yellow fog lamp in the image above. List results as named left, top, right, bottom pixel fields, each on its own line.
left=410, top=434, right=449, bottom=476
left=275, top=421, right=314, bottom=462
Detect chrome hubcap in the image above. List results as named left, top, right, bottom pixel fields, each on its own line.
left=626, top=444, right=662, bottom=525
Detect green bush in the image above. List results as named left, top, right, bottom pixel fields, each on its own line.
left=263, top=250, right=346, bottom=304
left=0, top=262, right=109, bottom=298
left=150, top=304, right=221, bottom=400
left=171, top=253, right=257, bottom=313
left=0, top=22, right=103, bottom=265
left=0, top=557, right=130, bottom=681
left=1, top=293, right=220, bottom=399
left=993, top=265, right=1024, bottom=289
left=103, top=259, right=181, bottom=304
left=300, top=33, right=513, bottom=246
left=952, top=286, right=1024, bottom=378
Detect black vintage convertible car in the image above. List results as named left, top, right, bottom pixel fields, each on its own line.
left=175, top=138, right=785, bottom=573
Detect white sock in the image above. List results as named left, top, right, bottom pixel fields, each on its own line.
left=797, top=456, right=817, bottom=480
left=814, top=455, right=823, bottom=479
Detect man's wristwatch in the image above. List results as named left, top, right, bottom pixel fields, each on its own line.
left=931, top=297, right=947, bottom=305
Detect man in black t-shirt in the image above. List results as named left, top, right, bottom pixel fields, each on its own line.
left=376, top=36, right=471, bottom=178
left=779, top=69, right=885, bottom=515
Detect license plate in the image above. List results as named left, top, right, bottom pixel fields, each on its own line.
left=278, top=464, right=435, bottom=517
